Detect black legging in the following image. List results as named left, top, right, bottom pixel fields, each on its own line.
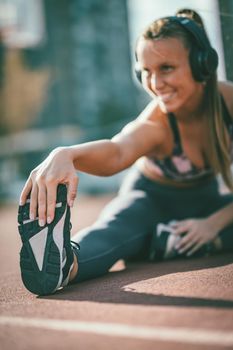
left=71, top=168, right=233, bottom=283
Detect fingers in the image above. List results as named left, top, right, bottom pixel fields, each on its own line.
left=26, top=178, right=78, bottom=226
left=19, top=177, right=32, bottom=205
left=176, top=237, right=197, bottom=254
left=46, top=185, right=57, bottom=224
left=20, top=160, right=78, bottom=226
left=176, top=231, right=204, bottom=256
left=67, top=175, right=79, bottom=207
left=37, top=183, right=47, bottom=227
left=34, top=181, right=58, bottom=226
left=173, top=221, right=190, bottom=236
left=29, top=183, right=38, bottom=220
left=173, top=219, right=208, bottom=256
left=186, top=242, right=203, bottom=256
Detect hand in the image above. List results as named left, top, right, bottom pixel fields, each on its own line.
left=19, top=147, right=79, bottom=226
left=171, top=218, right=218, bottom=256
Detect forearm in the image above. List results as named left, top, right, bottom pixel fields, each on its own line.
left=68, top=139, right=127, bottom=176
left=208, top=202, right=233, bottom=232
left=62, top=115, right=165, bottom=176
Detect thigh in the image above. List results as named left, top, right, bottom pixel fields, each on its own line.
left=71, top=190, right=157, bottom=282
left=197, top=190, right=233, bottom=252
left=204, top=191, right=233, bottom=215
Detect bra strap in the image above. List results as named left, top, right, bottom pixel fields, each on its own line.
left=168, top=113, right=182, bottom=152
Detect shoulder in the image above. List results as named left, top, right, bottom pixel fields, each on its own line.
left=123, top=99, right=168, bottom=135
left=135, top=98, right=169, bottom=128
left=116, top=99, right=169, bottom=151
left=218, top=80, right=233, bottom=117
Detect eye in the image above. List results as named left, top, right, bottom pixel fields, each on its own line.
left=161, top=64, right=173, bottom=72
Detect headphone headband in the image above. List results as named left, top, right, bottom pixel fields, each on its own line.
left=168, top=16, right=211, bottom=50
left=135, top=15, right=218, bottom=82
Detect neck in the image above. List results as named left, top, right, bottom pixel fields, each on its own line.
left=174, top=87, right=206, bottom=124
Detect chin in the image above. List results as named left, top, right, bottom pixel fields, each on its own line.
left=159, top=100, right=179, bottom=114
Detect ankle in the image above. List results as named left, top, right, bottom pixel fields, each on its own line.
left=69, top=253, right=79, bottom=282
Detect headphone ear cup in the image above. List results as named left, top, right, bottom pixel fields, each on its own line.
left=189, top=46, right=204, bottom=82
left=134, top=62, right=142, bottom=83
left=202, top=47, right=219, bottom=79
left=189, top=46, right=219, bottom=82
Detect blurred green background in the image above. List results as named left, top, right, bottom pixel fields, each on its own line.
left=0, top=0, right=232, bottom=202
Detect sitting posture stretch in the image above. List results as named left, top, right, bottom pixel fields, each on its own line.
left=18, top=9, right=233, bottom=295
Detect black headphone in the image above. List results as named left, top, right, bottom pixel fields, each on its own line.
left=135, top=16, right=218, bottom=83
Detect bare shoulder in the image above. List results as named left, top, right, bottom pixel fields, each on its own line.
left=218, top=80, right=233, bottom=117
left=122, top=99, right=168, bottom=137
left=136, top=99, right=167, bottom=124
left=113, top=99, right=169, bottom=155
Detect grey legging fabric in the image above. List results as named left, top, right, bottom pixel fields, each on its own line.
left=71, top=168, right=233, bottom=283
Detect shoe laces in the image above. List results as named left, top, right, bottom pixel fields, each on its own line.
left=69, top=222, right=80, bottom=250
left=71, top=240, right=80, bottom=250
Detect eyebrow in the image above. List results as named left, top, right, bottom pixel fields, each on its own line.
left=142, top=62, right=174, bottom=70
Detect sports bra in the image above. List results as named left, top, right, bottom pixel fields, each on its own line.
left=146, top=96, right=233, bottom=182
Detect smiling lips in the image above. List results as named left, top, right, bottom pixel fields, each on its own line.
left=157, top=92, right=176, bottom=103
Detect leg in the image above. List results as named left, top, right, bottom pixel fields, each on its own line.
left=71, top=189, right=157, bottom=283
left=17, top=169, right=158, bottom=294
left=143, top=179, right=233, bottom=260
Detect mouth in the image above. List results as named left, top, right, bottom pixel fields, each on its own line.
left=157, top=92, right=175, bottom=103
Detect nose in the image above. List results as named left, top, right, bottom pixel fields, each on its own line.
left=150, top=72, right=165, bottom=93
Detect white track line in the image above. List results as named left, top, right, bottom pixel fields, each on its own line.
left=0, top=316, right=233, bottom=346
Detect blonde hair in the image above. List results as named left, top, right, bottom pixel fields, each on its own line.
left=138, top=12, right=233, bottom=191
left=205, top=75, right=233, bottom=190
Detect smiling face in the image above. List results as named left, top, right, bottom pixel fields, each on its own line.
left=136, top=37, right=205, bottom=118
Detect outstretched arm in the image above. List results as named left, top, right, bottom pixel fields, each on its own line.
left=20, top=101, right=166, bottom=225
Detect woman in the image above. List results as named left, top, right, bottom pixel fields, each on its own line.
left=18, top=9, right=233, bottom=295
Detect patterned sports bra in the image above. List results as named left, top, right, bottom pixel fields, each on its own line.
left=146, top=96, right=233, bottom=182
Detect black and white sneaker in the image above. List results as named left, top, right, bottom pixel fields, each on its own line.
left=149, top=222, right=180, bottom=261
left=149, top=221, right=215, bottom=261
left=18, top=184, right=79, bottom=295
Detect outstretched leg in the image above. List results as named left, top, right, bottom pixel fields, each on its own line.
left=71, top=189, right=157, bottom=283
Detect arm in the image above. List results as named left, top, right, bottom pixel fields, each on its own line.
left=207, top=202, right=233, bottom=232
left=69, top=118, right=165, bottom=176
left=20, top=100, right=166, bottom=224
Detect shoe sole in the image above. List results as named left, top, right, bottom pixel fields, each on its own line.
left=18, top=184, right=70, bottom=295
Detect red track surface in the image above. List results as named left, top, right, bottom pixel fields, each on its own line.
left=0, top=195, right=233, bottom=350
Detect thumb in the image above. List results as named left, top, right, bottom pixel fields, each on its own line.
left=67, top=174, right=79, bottom=207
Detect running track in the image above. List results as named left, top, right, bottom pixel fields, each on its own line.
left=0, top=195, right=233, bottom=350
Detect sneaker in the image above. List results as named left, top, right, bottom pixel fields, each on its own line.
left=149, top=221, right=216, bottom=261
left=149, top=222, right=181, bottom=261
left=18, top=184, right=79, bottom=295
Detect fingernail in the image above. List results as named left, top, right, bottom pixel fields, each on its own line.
left=30, top=212, right=35, bottom=220
left=69, top=200, right=74, bottom=207
left=39, top=219, right=45, bottom=227
left=47, top=217, right=52, bottom=224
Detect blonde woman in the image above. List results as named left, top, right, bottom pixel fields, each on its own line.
left=18, top=9, right=233, bottom=295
